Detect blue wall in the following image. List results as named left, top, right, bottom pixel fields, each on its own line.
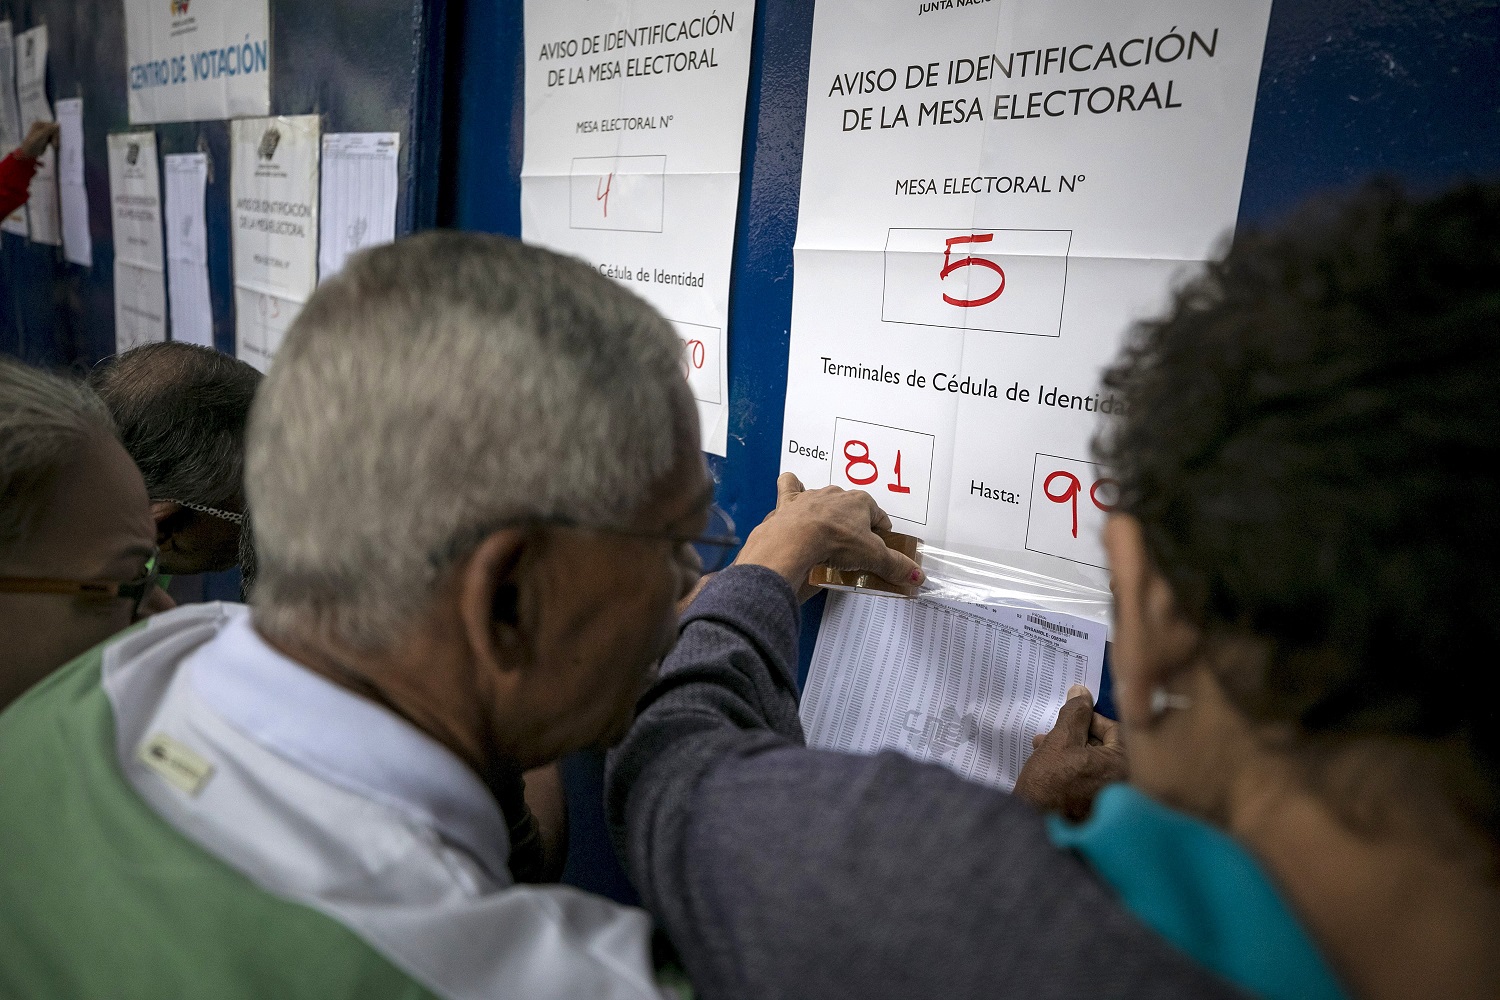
left=0, top=0, right=448, bottom=372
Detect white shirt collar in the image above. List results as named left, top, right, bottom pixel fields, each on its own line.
left=185, top=608, right=512, bottom=885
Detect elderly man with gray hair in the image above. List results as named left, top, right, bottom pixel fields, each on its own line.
left=0, top=232, right=917, bottom=998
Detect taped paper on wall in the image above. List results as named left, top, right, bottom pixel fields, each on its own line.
left=107, top=131, right=164, bottom=271
left=57, top=98, right=91, bottom=267
left=108, top=131, right=167, bottom=351
left=165, top=153, right=213, bottom=347
left=802, top=589, right=1105, bottom=791
left=318, top=131, right=399, bottom=282
left=123, top=0, right=270, bottom=125
left=781, top=0, right=1273, bottom=594
left=14, top=25, right=58, bottom=246
left=786, top=2, right=1268, bottom=780
left=0, top=21, right=28, bottom=237
left=114, top=260, right=168, bottom=351
left=521, top=0, right=757, bottom=457
left=231, top=115, right=320, bottom=304
left=233, top=286, right=300, bottom=372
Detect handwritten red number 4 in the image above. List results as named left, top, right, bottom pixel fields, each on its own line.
left=941, top=234, right=1005, bottom=308
left=1043, top=471, right=1118, bottom=538
left=596, top=172, right=613, bottom=218
left=844, top=439, right=911, bottom=494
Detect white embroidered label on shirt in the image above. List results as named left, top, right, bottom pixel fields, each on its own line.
left=139, top=732, right=215, bottom=797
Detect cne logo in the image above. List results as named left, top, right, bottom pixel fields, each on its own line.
left=258, top=127, right=281, bottom=161
left=170, top=0, right=190, bottom=14
left=126, top=142, right=141, bottom=166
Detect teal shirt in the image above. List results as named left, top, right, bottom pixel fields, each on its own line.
left=1048, top=784, right=1351, bottom=1000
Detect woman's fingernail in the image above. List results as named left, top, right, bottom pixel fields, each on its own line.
left=910, top=569, right=924, bottom=583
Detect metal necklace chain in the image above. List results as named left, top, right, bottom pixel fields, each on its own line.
left=155, top=499, right=246, bottom=525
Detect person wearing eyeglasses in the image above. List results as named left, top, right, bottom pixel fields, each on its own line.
left=0, top=356, right=173, bottom=712
left=0, top=233, right=917, bottom=999
left=88, top=343, right=263, bottom=591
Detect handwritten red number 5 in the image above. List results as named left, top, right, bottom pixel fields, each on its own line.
left=941, top=234, right=1005, bottom=308
left=1043, top=471, right=1118, bottom=538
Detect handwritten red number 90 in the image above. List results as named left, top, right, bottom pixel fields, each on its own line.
left=1043, top=470, right=1118, bottom=538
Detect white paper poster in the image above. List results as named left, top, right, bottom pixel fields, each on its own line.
left=107, top=131, right=164, bottom=271
left=802, top=592, right=1105, bottom=791
left=14, top=25, right=58, bottom=246
left=782, top=0, right=1272, bottom=587
left=108, top=131, right=167, bottom=353
left=165, top=152, right=213, bottom=346
left=521, top=0, right=756, bottom=457
left=57, top=98, right=92, bottom=266
left=0, top=21, right=27, bottom=237
left=0, top=22, right=19, bottom=151
left=318, top=131, right=399, bottom=282
left=124, top=0, right=270, bottom=125
left=115, top=260, right=168, bottom=351
left=233, top=286, right=300, bottom=372
left=231, top=115, right=320, bottom=304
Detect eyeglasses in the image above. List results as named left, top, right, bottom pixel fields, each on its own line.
left=448, top=503, right=742, bottom=574
left=153, top=498, right=245, bottom=526
left=0, top=548, right=163, bottom=620
left=581, top=502, right=741, bottom=573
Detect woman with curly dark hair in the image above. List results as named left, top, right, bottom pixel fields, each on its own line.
left=1092, top=179, right=1500, bottom=1000
left=607, top=179, right=1500, bottom=1000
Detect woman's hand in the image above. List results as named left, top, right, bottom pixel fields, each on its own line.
left=1014, top=685, right=1126, bottom=820
left=19, top=121, right=58, bottom=160
left=734, top=473, right=923, bottom=602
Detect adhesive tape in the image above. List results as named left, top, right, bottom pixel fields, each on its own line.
left=807, top=530, right=923, bottom=598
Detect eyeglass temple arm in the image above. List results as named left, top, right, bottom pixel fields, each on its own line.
left=0, top=578, right=118, bottom=596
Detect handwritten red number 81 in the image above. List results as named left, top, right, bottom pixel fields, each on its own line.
left=844, top=439, right=912, bottom=494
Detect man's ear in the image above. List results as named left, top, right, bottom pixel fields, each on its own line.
left=150, top=500, right=188, bottom=552
left=456, top=529, right=531, bottom=681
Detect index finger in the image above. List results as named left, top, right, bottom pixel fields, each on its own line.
left=1090, top=713, right=1120, bottom=747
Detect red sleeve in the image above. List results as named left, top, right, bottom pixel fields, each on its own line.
left=0, top=151, right=39, bottom=221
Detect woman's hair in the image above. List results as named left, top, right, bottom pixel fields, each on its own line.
left=0, top=357, right=116, bottom=563
left=1096, top=180, right=1500, bottom=845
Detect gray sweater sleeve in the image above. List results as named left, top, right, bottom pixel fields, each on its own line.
left=606, top=566, right=1246, bottom=1000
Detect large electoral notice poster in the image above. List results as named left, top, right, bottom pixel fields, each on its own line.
left=521, top=0, right=756, bottom=457
left=781, top=0, right=1272, bottom=588
left=231, top=114, right=321, bottom=371
left=13, top=24, right=58, bottom=246
left=108, top=131, right=168, bottom=351
left=124, top=0, right=270, bottom=125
